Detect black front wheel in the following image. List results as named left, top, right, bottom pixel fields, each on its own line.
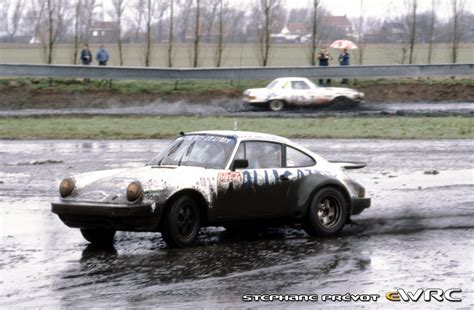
left=303, top=187, right=348, bottom=237
left=80, top=228, right=116, bottom=245
left=162, top=195, right=201, bottom=248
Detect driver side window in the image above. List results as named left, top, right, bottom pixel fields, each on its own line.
left=234, top=141, right=282, bottom=169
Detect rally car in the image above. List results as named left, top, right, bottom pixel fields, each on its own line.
left=243, top=77, right=364, bottom=111
left=51, top=131, right=370, bottom=248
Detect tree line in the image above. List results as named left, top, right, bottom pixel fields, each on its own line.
left=0, top=0, right=471, bottom=66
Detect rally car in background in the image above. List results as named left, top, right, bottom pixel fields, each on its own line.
left=52, top=131, right=371, bottom=248
left=243, top=77, right=365, bottom=111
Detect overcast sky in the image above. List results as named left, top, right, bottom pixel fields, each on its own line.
left=239, top=0, right=474, bottom=19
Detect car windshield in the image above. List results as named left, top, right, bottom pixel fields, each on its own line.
left=266, top=80, right=279, bottom=89
left=152, top=135, right=236, bottom=169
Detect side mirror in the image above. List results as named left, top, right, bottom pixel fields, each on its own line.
left=231, top=159, right=248, bottom=171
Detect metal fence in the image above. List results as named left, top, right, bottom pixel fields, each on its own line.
left=0, top=63, right=473, bottom=80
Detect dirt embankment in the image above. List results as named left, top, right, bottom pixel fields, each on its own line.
left=0, top=81, right=473, bottom=110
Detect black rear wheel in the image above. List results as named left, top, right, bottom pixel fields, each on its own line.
left=80, top=228, right=116, bottom=245
left=162, top=195, right=201, bottom=248
left=303, top=187, right=348, bottom=237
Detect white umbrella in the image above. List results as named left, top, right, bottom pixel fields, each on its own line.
left=330, top=40, right=358, bottom=49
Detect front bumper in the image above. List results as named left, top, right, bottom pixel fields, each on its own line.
left=51, top=201, right=162, bottom=231
left=350, top=197, right=371, bottom=215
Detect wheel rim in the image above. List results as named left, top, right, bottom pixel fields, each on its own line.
left=176, top=203, right=196, bottom=237
left=270, top=101, right=283, bottom=111
left=316, top=195, right=342, bottom=229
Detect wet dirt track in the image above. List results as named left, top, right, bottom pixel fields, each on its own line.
left=0, top=101, right=473, bottom=117
left=0, top=139, right=473, bottom=308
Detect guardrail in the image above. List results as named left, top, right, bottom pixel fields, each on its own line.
left=0, top=63, right=473, bottom=80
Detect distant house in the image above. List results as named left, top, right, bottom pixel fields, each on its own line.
left=272, top=16, right=353, bottom=44
left=89, top=21, right=119, bottom=43
left=378, top=21, right=407, bottom=43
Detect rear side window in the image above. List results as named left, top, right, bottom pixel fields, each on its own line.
left=286, top=146, right=315, bottom=167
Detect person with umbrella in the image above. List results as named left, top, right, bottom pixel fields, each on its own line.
left=330, top=40, right=357, bottom=85
left=339, top=48, right=350, bottom=84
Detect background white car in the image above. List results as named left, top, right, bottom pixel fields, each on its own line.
left=243, top=77, right=365, bottom=111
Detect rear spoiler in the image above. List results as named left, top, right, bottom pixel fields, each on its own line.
left=329, top=161, right=367, bottom=170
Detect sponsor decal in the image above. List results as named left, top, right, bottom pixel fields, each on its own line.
left=218, top=172, right=242, bottom=183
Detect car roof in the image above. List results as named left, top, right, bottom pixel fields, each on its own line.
left=187, top=130, right=293, bottom=144
left=273, top=77, right=312, bottom=82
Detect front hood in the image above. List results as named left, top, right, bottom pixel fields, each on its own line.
left=62, top=166, right=208, bottom=204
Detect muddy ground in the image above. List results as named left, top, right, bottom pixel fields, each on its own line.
left=1, top=101, right=472, bottom=118
left=1, top=82, right=473, bottom=110
left=0, top=139, right=472, bottom=308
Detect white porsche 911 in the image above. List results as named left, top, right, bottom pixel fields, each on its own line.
left=52, top=131, right=371, bottom=248
left=243, top=77, right=364, bottom=111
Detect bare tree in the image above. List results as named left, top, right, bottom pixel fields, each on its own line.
left=167, top=0, right=175, bottom=67
left=214, top=0, right=227, bottom=67
left=1, top=0, right=26, bottom=42
left=192, top=0, right=201, bottom=67
left=42, top=0, right=68, bottom=64
left=111, top=0, right=126, bottom=65
left=72, top=0, right=97, bottom=64
left=450, top=0, right=466, bottom=63
left=407, top=0, right=418, bottom=64
left=144, top=0, right=157, bottom=67
left=353, top=0, right=367, bottom=65
left=308, top=0, right=320, bottom=66
left=426, top=0, right=437, bottom=64
left=252, top=0, right=284, bottom=67
left=203, top=0, right=220, bottom=43
left=132, top=0, right=146, bottom=43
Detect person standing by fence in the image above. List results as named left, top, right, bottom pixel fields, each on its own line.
left=96, top=45, right=110, bottom=66
left=80, top=44, right=92, bottom=65
left=339, top=48, right=350, bottom=84
left=317, top=48, right=332, bottom=86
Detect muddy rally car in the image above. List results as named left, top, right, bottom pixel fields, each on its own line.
left=243, top=77, right=364, bottom=111
left=51, top=131, right=370, bottom=248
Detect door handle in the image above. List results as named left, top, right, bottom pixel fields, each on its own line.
left=279, top=175, right=290, bottom=181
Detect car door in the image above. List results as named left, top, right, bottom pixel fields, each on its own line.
left=213, top=141, right=292, bottom=221
left=288, top=80, right=313, bottom=105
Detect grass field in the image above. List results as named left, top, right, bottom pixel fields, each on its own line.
left=1, top=43, right=473, bottom=67
left=0, top=116, right=471, bottom=139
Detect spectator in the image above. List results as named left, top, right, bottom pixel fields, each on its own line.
left=317, top=48, right=332, bottom=86
left=339, top=48, right=350, bottom=84
left=96, top=45, right=109, bottom=66
left=80, top=43, right=92, bottom=65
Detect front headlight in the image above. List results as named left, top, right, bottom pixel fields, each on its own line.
left=127, top=181, right=144, bottom=202
left=59, top=178, right=75, bottom=198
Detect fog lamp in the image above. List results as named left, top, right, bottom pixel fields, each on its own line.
left=127, top=181, right=144, bottom=202
left=59, top=178, right=75, bottom=198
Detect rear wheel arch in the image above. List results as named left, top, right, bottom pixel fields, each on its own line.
left=305, top=183, right=351, bottom=218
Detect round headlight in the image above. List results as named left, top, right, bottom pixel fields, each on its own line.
left=59, top=178, right=74, bottom=198
left=127, top=181, right=144, bottom=202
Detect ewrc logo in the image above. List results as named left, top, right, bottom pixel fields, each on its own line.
left=386, top=288, right=462, bottom=302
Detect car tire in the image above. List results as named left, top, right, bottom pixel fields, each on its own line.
left=80, top=228, right=116, bottom=245
left=303, top=187, right=348, bottom=237
left=162, top=195, right=201, bottom=248
left=268, top=100, right=285, bottom=112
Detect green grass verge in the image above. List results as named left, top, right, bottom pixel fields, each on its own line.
left=2, top=77, right=473, bottom=96
left=0, top=116, right=472, bottom=139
